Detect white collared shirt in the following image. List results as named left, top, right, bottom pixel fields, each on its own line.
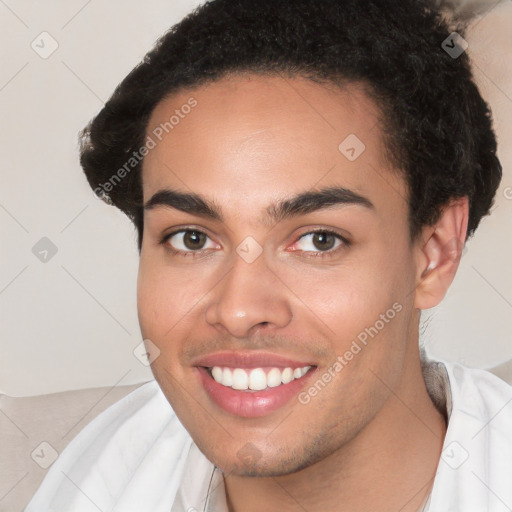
left=25, top=357, right=512, bottom=512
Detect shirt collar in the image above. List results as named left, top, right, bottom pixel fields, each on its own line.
left=171, top=350, right=452, bottom=512
left=170, top=441, right=227, bottom=512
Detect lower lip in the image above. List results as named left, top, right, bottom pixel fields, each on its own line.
left=198, top=367, right=315, bottom=418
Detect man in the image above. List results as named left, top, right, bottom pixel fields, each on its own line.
left=26, top=0, right=511, bottom=511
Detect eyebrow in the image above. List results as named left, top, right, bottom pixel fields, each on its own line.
left=143, top=185, right=375, bottom=224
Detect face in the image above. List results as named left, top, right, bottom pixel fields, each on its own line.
left=137, top=74, right=420, bottom=476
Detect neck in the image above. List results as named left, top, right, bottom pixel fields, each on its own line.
left=224, top=343, right=446, bottom=512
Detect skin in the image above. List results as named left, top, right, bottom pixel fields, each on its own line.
left=137, top=74, right=468, bottom=512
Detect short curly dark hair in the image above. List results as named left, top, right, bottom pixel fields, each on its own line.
left=79, top=0, right=502, bottom=251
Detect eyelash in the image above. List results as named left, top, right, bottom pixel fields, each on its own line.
left=159, top=228, right=350, bottom=259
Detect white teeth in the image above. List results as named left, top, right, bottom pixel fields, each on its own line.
left=281, top=367, right=294, bottom=384
left=248, top=368, right=267, bottom=391
left=232, top=368, right=248, bottom=390
left=212, top=366, right=223, bottom=382
left=222, top=367, right=233, bottom=386
left=267, top=368, right=282, bottom=388
left=210, top=365, right=311, bottom=390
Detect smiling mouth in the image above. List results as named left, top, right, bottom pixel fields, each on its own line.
left=205, top=365, right=314, bottom=391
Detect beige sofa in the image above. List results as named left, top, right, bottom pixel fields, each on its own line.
left=0, top=383, right=145, bottom=512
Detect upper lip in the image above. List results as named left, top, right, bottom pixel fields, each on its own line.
left=191, top=351, right=315, bottom=369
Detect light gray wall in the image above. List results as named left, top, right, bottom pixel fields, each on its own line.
left=1, top=0, right=511, bottom=397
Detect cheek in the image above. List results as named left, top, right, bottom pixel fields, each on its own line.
left=278, top=246, right=413, bottom=374
left=137, top=262, right=167, bottom=337
left=137, top=257, right=212, bottom=337
left=280, top=263, right=397, bottom=337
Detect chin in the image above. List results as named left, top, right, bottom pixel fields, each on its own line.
left=210, top=441, right=331, bottom=477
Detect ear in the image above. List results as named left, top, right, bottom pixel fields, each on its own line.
left=413, top=197, right=469, bottom=310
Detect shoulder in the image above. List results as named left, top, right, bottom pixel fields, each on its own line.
left=445, top=360, right=512, bottom=420
left=428, top=361, right=512, bottom=512
left=25, top=380, right=193, bottom=512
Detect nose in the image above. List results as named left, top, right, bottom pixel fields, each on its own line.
left=204, top=252, right=292, bottom=338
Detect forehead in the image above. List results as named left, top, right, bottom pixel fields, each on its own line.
left=142, top=74, right=407, bottom=224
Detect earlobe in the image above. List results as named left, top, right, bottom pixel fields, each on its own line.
left=414, top=197, right=469, bottom=310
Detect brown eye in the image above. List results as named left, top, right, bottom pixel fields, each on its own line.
left=165, top=229, right=218, bottom=253
left=291, top=230, right=348, bottom=257
left=311, top=232, right=336, bottom=251
left=183, top=231, right=207, bottom=250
